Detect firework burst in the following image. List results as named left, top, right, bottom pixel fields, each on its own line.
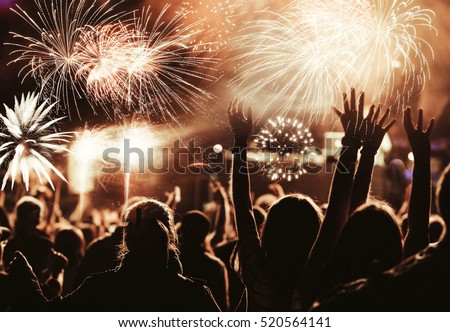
left=74, top=23, right=134, bottom=110
left=254, top=116, right=314, bottom=182
left=0, top=92, right=74, bottom=191
left=7, top=0, right=125, bottom=119
left=76, top=6, right=217, bottom=121
left=231, top=0, right=435, bottom=122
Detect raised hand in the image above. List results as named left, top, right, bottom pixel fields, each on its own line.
left=350, top=105, right=396, bottom=212
left=333, top=88, right=365, bottom=147
left=228, top=99, right=253, bottom=146
left=403, top=108, right=435, bottom=257
left=165, top=186, right=181, bottom=210
left=404, top=108, right=435, bottom=158
left=362, top=105, right=396, bottom=155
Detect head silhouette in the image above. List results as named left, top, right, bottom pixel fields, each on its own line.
left=178, top=211, right=210, bottom=248
left=120, top=199, right=176, bottom=270
left=261, top=194, right=322, bottom=284
left=253, top=206, right=267, bottom=234
left=330, top=200, right=403, bottom=284
left=14, top=196, right=43, bottom=236
left=120, top=196, right=148, bottom=222
left=54, top=227, right=85, bottom=265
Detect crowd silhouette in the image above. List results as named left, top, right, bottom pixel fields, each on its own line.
left=0, top=89, right=449, bottom=311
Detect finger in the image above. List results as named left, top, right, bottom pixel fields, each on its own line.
left=360, top=118, right=369, bottom=134
left=367, top=106, right=376, bottom=133
left=343, top=93, right=350, bottom=113
left=350, top=88, right=356, bottom=112
left=373, top=104, right=381, bottom=124
left=247, top=107, right=253, bottom=125
left=367, top=105, right=375, bottom=121
left=403, top=108, right=413, bottom=132
left=232, top=98, right=238, bottom=114
left=333, top=107, right=343, bottom=118
left=417, top=109, right=423, bottom=131
left=238, top=100, right=244, bottom=116
left=379, top=108, right=390, bottom=127
left=383, top=119, right=396, bottom=132
left=358, top=91, right=365, bottom=120
left=425, top=118, right=435, bottom=136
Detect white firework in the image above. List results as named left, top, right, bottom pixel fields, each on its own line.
left=232, top=0, right=435, bottom=122
left=254, top=116, right=314, bottom=182
left=0, top=92, right=74, bottom=190
left=7, top=0, right=125, bottom=119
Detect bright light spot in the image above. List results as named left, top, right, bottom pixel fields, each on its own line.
left=408, top=152, right=414, bottom=161
left=393, top=60, right=402, bottom=68
left=213, top=144, right=223, bottom=153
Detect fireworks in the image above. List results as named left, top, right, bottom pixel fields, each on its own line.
left=76, top=6, right=217, bottom=121
left=254, top=116, right=314, bottom=182
left=8, top=1, right=216, bottom=121
left=178, top=0, right=241, bottom=52
left=231, top=0, right=435, bottom=122
left=7, top=0, right=124, bottom=119
left=0, top=92, right=74, bottom=191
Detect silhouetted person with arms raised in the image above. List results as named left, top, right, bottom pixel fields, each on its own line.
left=228, top=99, right=322, bottom=311
left=294, top=89, right=371, bottom=310
left=321, top=104, right=401, bottom=291
left=312, top=108, right=440, bottom=311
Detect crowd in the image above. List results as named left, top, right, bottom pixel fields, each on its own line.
left=0, top=89, right=449, bottom=311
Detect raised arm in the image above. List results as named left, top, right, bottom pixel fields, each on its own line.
left=297, top=89, right=365, bottom=309
left=403, top=108, right=434, bottom=257
left=350, top=106, right=396, bottom=211
left=209, top=181, right=231, bottom=246
left=228, top=99, right=258, bottom=238
left=165, top=186, right=181, bottom=211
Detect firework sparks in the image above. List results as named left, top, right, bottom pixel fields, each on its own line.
left=178, top=0, right=242, bottom=52
left=254, top=116, right=314, bottom=182
left=7, top=0, right=125, bottom=119
left=74, top=23, right=134, bottom=109
left=76, top=6, right=217, bottom=121
left=0, top=92, right=74, bottom=191
left=231, top=0, right=435, bottom=122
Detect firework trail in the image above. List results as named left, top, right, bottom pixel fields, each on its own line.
left=254, top=116, right=314, bottom=182
left=231, top=0, right=435, bottom=122
left=7, top=0, right=125, bottom=119
left=0, top=92, right=74, bottom=191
